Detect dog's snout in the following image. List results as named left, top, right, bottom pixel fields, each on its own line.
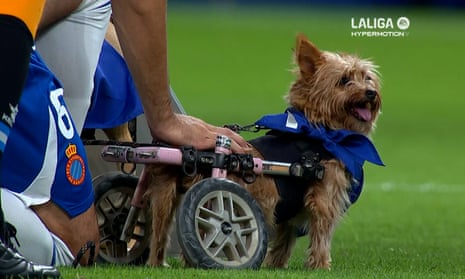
left=365, top=90, right=377, bottom=100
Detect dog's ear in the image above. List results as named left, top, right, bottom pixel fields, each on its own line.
left=295, top=33, right=323, bottom=78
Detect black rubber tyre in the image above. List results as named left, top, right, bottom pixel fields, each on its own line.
left=93, top=172, right=150, bottom=265
left=176, top=178, right=268, bottom=269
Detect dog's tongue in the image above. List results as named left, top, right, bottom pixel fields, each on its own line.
left=355, top=108, right=372, bottom=121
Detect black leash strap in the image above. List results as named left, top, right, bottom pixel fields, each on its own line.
left=224, top=123, right=266, bottom=133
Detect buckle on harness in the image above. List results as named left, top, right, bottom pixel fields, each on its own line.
left=290, top=151, right=325, bottom=181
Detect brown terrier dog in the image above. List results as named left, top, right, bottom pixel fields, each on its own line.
left=145, top=33, right=383, bottom=269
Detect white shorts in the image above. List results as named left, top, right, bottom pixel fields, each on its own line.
left=1, top=189, right=75, bottom=266
left=36, top=0, right=111, bottom=133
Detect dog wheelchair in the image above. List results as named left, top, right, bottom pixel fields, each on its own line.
left=91, top=132, right=324, bottom=268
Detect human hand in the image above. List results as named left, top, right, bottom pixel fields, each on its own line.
left=150, top=113, right=251, bottom=154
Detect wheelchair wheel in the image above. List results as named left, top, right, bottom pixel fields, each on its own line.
left=176, top=178, right=268, bottom=269
left=93, top=172, right=150, bottom=265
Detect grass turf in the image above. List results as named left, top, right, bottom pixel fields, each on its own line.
left=63, top=4, right=465, bottom=278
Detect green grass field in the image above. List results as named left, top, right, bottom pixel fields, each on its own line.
left=64, top=4, right=465, bottom=278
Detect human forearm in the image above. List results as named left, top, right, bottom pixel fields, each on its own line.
left=111, top=0, right=174, bottom=137
left=110, top=0, right=249, bottom=152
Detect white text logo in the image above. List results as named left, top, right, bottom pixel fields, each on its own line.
left=351, top=16, right=410, bottom=38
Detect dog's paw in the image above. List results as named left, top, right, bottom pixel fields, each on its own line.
left=305, top=257, right=331, bottom=270
left=262, top=254, right=289, bottom=269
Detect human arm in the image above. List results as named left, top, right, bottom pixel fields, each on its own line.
left=110, top=0, right=250, bottom=153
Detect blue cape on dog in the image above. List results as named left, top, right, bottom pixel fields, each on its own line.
left=255, top=107, right=384, bottom=203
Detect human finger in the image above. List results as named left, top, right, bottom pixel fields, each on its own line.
left=215, top=127, right=251, bottom=154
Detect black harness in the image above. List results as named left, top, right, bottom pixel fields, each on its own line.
left=249, top=131, right=333, bottom=224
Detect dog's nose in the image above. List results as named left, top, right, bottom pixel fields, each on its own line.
left=365, top=90, right=377, bottom=100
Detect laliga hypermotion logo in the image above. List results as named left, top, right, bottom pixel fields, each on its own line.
left=396, top=17, right=410, bottom=30
left=351, top=16, right=410, bottom=37
left=65, top=143, right=86, bottom=185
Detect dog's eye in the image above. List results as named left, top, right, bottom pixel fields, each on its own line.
left=339, top=76, right=350, bottom=86
left=365, top=75, right=372, bottom=81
